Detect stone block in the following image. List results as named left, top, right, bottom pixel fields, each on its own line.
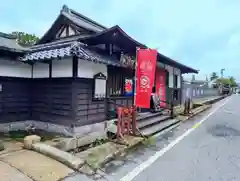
left=32, top=143, right=85, bottom=170
left=23, top=135, right=41, bottom=149
left=54, top=138, right=77, bottom=151
left=76, top=132, right=107, bottom=147
left=73, top=122, right=106, bottom=137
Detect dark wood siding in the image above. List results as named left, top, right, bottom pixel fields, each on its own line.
left=0, top=77, right=110, bottom=126
left=0, top=77, right=31, bottom=123
left=74, top=78, right=106, bottom=126
left=31, top=78, right=73, bottom=125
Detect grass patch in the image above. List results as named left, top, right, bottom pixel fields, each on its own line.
left=8, top=131, right=28, bottom=142
left=92, top=138, right=108, bottom=147
left=0, top=141, right=4, bottom=151
left=193, top=103, right=202, bottom=109
left=142, top=136, right=156, bottom=146
left=86, top=153, right=99, bottom=169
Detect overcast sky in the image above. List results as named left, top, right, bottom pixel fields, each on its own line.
left=1, top=0, right=240, bottom=81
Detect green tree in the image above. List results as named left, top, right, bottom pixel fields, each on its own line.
left=216, top=78, right=231, bottom=85
left=10, top=31, right=39, bottom=46
left=210, top=72, right=219, bottom=81
left=229, top=76, right=237, bottom=87
left=216, top=76, right=237, bottom=87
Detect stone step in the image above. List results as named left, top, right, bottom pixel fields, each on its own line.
left=137, top=115, right=170, bottom=129
left=137, top=112, right=164, bottom=121
left=140, top=118, right=180, bottom=136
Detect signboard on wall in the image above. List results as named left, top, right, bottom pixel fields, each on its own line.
left=124, top=78, right=134, bottom=96
left=135, top=48, right=157, bottom=108
left=156, top=68, right=166, bottom=107
left=93, top=72, right=107, bottom=100
left=120, top=53, right=135, bottom=68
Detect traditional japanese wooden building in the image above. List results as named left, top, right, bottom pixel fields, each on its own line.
left=0, top=5, right=198, bottom=135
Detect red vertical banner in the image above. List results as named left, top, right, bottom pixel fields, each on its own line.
left=135, top=49, right=157, bottom=108
left=156, top=68, right=166, bottom=107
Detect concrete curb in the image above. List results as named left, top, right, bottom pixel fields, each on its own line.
left=179, top=95, right=227, bottom=122
left=182, top=105, right=211, bottom=122
left=196, top=95, right=227, bottom=106
left=80, top=137, right=144, bottom=171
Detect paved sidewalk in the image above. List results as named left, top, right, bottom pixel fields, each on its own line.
left=0, top=150, right=74, bottom=181
left=0, top=161, right=33, bottom=181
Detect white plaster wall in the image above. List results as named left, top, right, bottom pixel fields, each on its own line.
left=33, top=58, right=107, bottom=79
left=52, top=58, right=73, bottom=77
left=177, top=75, right=181, bottom=88
left=166, top=65, right=174, bottom=88
left=78, top=59, right=108, bottom=78
left=174, top=68, right=181, bottom=88
left=69, top=26, right=75, bottom=36
left=60, top=28, right=67, bottom=38
left=32, top=62, right=49, bottom=78
left=0, top=58, right=31, bottom=78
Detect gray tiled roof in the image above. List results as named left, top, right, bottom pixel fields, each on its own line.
left=30, top=35, right=88, bottom=51
left=0, top=32, right=28, bottom=52
left=62, top=12, right=103, bottom=33
left=62, top=5, right=107, bottom=32
left=22, top=46, right=71, bottom=61
left=21, top=41, right=121, bottom=67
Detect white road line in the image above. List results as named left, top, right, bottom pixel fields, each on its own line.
left=120, top=96, right=232, bottom=181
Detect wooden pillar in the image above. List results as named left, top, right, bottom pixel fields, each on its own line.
left=71, top=56, right=78, bottom=124
left=49, top=60, right=52, bottom=78
left=72, top=56, right=78, bottom=78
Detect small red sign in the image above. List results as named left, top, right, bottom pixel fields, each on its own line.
left=135, top=49, right=157, bottom=108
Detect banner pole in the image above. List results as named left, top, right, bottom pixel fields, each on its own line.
left=134, top=47, right=139, bottom=108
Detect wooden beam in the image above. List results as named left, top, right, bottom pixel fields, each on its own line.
left=49, top=60, right=52, bottom=78
left=66, top=25, right=70, bottom=37
left=72, top=56, right=78, bottom=78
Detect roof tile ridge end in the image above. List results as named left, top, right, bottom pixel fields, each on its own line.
left=61, top=4, right=71, bottom=14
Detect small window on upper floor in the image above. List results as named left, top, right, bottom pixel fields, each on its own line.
left=166, top=71, right=169, bottom=87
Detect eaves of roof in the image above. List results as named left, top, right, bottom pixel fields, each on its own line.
left=79, top=25, right=198, bottom=74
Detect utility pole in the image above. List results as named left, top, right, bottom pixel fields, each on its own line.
left=220, top=68, right=225, bottom=78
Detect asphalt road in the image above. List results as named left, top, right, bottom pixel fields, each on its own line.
left=129, top=95, right=240, bottom=181
left=65, top=95, right=239, bottom=181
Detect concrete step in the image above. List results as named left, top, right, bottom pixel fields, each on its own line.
left=140, top=118, right=180, bottom=136
left=137, top=115, right=170, bottom=129
left=137, top=112, right=164, bottom=121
